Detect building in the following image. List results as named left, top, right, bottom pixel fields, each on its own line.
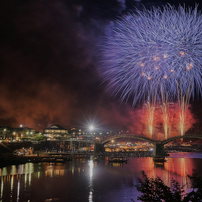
left=12, top=127, right=36, bottom=141
left=44, top=124, right=69, bottom=140
left=0, top=126, right=36, bottom=141
left=0, top=126, right=12, bottom=140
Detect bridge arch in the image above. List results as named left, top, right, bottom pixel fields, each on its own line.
left=162, top=134, right=202, bottom=145
left=101, top=134, right=156, bottom=145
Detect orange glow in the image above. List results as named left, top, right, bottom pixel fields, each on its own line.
left=189, top=63, right=193, bottom=68
left=180, top=51, right=185, bottom=56
left=163, top=75, right=168, bottom=79
left=155, top=66, right=159, bottom=70
left=140, top=63, right=144, bottom=67
left=164, top=158, right=194, bottom=177
left=148, top=76, right=151, bottom=80
left=153, top=56, right=159, bottom=61
left=170, top=69, right=174, bottom=73
left=138, top=102, right=195, bottom=140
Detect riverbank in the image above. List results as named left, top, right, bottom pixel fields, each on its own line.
left=0, top=153, right=27, bottom=168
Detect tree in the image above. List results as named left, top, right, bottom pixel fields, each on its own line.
left=134, top=170, right=202, bottom=202
left=185, top=170, right=202, bottom=202
left=34, top=134, right=46, bottom=142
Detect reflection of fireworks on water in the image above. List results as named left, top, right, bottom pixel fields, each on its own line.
left=102, top=5, right=202, bottom=106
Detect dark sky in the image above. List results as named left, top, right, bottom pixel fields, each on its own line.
left=0, top=0, right=202, bottom=132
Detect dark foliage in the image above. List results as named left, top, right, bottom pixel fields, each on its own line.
left=134, top=170, right=202, bottom=202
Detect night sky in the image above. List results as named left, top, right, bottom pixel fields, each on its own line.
left=1, top=0, right=202, bottom=133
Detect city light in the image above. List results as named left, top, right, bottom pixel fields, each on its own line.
left=89, top=125, right=95, bottom=131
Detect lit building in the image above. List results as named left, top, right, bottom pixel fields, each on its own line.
left=12, top=127, right=36, bottom=141
left=0, top=126, right=12, bottom=140
left=0, top=126, right=36, bottom=141
left=68, top=127, right=80, bottom=138
left=44, top=124, right=69, bottom=140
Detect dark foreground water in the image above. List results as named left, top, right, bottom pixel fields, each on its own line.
left=0, top=152, right=202, bottom=202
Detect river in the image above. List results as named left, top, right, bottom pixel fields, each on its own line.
left=0, top=152, right=202, bottom=202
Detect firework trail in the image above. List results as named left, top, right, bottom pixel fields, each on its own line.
left=102, top=5, right=202, bottom=106
left=144, top=88, right=157, bottom=139
left=145, top=101, right=155, bottom=139
left=160, top=89, right=170, bottom=139
left=177, top=81, right=193, bottom=136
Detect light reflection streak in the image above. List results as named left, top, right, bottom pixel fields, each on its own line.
left=38, top=171, right=40, bottom=179
left=29, top=173, right=31, bottom=186
left=10, top=175, right=13, bottom=199
left=10, top=165, right=16, bottom=175
left=89, top=160, right=94, bottom=202
left=17, top=180, right=20, bottom=202
left=72, top=166, right=74, bottom=175
left=25, top=173, right=27, bottom=189
left=18, top=164, right=24, bottom=175
left=0, top=177, right=3, bottom=201
left=2, top=168, right=7, bottom=176
left=0, top=162, right=79, bottom=201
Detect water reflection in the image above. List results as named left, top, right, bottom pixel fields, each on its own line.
left=17, top=180, right=20, bottom=202
left=0, top=155, right=201, bottom=202
left=89, top=160, right=94, bottom=202
left=0, top=178, right=3, bottom=201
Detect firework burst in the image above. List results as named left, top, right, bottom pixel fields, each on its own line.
left=102, top=5, right=202, bottom=106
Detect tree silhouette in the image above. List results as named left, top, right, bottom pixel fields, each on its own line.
left=133, top=170, right=202, bottom=202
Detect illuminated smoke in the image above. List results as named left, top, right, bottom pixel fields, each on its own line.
left=102, top=5, right=202, bottom=106
left=140, top=102, right=195, bottom=140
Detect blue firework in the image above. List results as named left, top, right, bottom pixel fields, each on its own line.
left=101, top=5, right=202, bottom=105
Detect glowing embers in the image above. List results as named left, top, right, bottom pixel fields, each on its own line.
left=186, top=63, right=193, bottom=71
left=155, top=66, right=159, bottom=70
left=163, top=54, right=168, bottom=59
left=189, top=63, right=193, bottom=68
left=180, top=51, right=185, bottom=56
left=141, top=73, right=151, bottom=80
left=163, top=75, right=168, bottom=79
left=170, top=69, right=174, bottom=73
left=153, top=56, right=159, bottom=61
left=140, top=63, right=144, bottom=67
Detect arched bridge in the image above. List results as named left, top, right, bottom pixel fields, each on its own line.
left=94, top=133, right=202, bottom=155
left=161, top=134, right=202, bottom=145
left=100, top=133, right=202, bottom=145
left=100, top=134, right=157, bottom=145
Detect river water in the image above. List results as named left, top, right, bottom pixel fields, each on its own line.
left=0, top=152, right=202, bottom=202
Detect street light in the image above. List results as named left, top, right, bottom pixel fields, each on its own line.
left=89, top=125, right=95, bottom=131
